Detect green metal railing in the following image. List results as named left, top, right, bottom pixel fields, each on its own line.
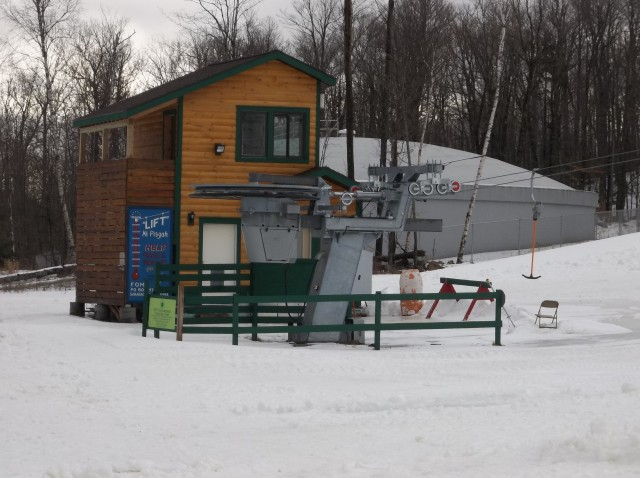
left=222, top=291, right=505, bottom=349
left=143, top=262, right=506, bottom=349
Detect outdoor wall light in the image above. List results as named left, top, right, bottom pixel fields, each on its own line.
left=214, top=143, right=225, bottom=155
left=187, top=211, right=195, bottom=226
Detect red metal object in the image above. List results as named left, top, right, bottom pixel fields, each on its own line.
left=426, top=281, right=458, bottom=318
left=426, top=279, right=494, bottom=320
left=463, top=284, right=494, bottom=320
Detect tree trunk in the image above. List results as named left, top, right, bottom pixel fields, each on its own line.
left=456, top=23, right=506, bottom=264
left=379, top=0, right=394, bottom=170
left=344, top=0, right=355, bottom=180
left=55, top=158, right=76, bottom=260
left=377, top=0, right=394, bottom=257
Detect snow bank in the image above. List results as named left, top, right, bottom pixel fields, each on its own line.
left=2, top=234, right=640, bottom=477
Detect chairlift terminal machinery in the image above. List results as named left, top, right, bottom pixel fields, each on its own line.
left=191, top=164, right=459, bottom=343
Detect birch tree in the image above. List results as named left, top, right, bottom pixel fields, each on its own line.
left=456, top=14, right=506, bottom=263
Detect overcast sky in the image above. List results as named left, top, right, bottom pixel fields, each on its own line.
left=82, top=0, right=291, bottom=46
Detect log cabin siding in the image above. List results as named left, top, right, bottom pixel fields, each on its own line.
left=74, top=53, right=334, bottom=309
left=179, top=60, right=318, bottom=264
left=76, top=160, right=127, bottom=305
left=75, top=158, right=175, bottom=305
left=131, top=109, right=167, bottom=160
left=126, top=158, right=175, bottom=206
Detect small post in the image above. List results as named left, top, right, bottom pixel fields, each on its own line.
left=470, top=223, right=474, bottom=264
left=618, top=210, right=623, bottom=236
left=232, top=295, right=239, bottom=346
left=177, top=283, right=184, bottom=341
left=374, top=291, right=382, bottom=350
left=517, top=218, right=521, bottom=255
left=251, top=302, right=258, bottom=341
left=142, top=280, right=148, bottom=337
left=494, top=290, right=504, bottom=346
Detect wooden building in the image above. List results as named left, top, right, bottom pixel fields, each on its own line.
left=71, top=51, right=346, bottom=320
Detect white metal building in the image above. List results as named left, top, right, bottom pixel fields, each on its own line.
left=322, top=137, right=599, bottom=260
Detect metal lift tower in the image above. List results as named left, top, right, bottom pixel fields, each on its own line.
left=191, top=164, right=459, bottom=343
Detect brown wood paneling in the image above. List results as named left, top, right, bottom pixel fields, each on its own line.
left=76, top=292, right=125, bottom=306
left=179, top=59, right=319, bottom=264
left=76, top=160, right=127, bottom=306
left=126, top=158, right=175, bottom=207
left=76, top=154, right=176, bottom=307
left=131, top=110, right=165, bottom=160
left=76, top=59, right=322, bottom=300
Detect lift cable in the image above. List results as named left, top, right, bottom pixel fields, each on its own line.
left=444, top=148, right=640, bottom=185
left=459, top=154, right=640, bottom=193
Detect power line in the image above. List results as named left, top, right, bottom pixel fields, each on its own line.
left=459, top=155, right=640, bottom=193
left=536, top=149, right=640, bottom=173
left=445, top=148, right=640, bottom=185
left=444, top=154, right=483, bottom=165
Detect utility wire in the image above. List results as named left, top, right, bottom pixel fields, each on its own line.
left=535, top=149, right=640, bottom=173
left=444, top=154, right=483, bottom=165
left=458, top=155, right=640, bottom=193
left=445, top=148, right=640, bottom=185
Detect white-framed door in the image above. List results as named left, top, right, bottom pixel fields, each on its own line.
left=201, top=221, right=238, bottom=264
left=200, top=219, right=241, bottom=291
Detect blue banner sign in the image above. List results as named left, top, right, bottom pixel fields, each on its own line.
left=126, top=207, right=172, bottom=302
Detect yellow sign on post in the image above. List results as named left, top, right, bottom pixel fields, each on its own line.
left=148, top=296, right=177, bottom=331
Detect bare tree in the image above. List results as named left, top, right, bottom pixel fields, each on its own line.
left=0, top=36, right=9, bottom=70
left=282, top=0, right=342, bottom=75
left=379, top=0, right=394, bottom=171
left=242, top=14, right=283, bottom=55
left=69, top=12, right=140, bottom=114
left=619, top=0, right=640, bottom=209
left=2, top=0, right=79, bottom=264
left=144, top=34, right=215, bottom=87
left=174, top=0, right=262, bottom=62
left=0, top=72, right=42, bottom=265
left=344, top=0, right=355, bottom=180
left=456, top=11, right=506, bottom=264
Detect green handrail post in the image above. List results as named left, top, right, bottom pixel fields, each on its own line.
left=374, top=291, right=382, bottom=350
left=494, top=289, right=505, bottom=346
left=142, top=263, right=508, bottom=347
left=232, top=294, right=239, bottom=346
left=251, top=302, right=258, bottom=341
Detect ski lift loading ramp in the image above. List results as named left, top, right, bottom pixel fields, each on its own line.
left=190, top=165, right=458, bottom=343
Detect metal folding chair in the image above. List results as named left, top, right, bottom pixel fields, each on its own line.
left=534, top=300, right=558, bottom=328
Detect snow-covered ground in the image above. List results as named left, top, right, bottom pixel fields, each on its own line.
left=2, top=234, right=640, bottom=477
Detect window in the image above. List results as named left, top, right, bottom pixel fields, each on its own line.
left=237, top=107, right=309, bottom=163
left=241, top=112, right=266, bottom=157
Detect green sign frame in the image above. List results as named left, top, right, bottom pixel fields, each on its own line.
left=148, top=296, right=177, bottom=331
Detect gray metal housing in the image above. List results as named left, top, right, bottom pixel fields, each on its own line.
left=322, top=138, right=599, bottom=259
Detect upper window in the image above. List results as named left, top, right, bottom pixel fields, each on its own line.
left=237, top=107, right=309, bottom=163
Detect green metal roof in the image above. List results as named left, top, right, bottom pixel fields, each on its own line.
left=74, top=50, right=336, bottom=129
left=300, top=166, right=359, bottom=189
